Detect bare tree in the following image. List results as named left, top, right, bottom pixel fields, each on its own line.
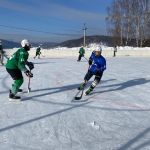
left=106, top=0, right=150, bottom=47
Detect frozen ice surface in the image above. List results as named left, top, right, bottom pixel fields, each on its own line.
left=0, top=56, right=150, bottom=150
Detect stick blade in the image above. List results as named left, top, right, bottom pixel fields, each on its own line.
left=28, top=88, right=31, bottom=93
left=74, top=96, right=82, bottom=100
left=74, top=89, right=84, bottom=100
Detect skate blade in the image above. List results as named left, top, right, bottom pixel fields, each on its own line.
left=9, top=98, right=21, bottom=102
left=84, top=91, right=92, bottom=96
left=84, top=92, right=88, bottom=96
left=84, top=93, right=91, bottom=96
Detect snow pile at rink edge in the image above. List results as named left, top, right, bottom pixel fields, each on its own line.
left=4, top=46, right=150, bottom=58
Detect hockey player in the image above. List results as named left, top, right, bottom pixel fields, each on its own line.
left=34, top=46, right=41, bottom=59
left=77, top=46, right=85, bottom=61
left=0, top=40, right=4, bottom=65
left=5, top=39, right=34, bottom=100
left=113, top=45, right=117, bottom=57
left=78, top=46, right=106, bottom=95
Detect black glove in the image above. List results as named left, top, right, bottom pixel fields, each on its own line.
left=89, top=59, right=92, bottom=65
left=25, top=70, right=33, bottom=78
left=26, top=62, right=34, bottom=70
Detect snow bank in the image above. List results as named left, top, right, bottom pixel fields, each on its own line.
left=4, top=46, right=150, bottom=58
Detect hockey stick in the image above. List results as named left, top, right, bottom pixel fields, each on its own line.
left=27, top=70, right=31, bottom=93
left=74, top=63, right=90, bottom=100
left=74, top=87, right=84, bottom=100
left=83, top=56, right=88, bottom=62
left=74, top=66, right=90, bottom=100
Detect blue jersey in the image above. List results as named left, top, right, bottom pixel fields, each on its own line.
left=89, top=51, right=106, bottom=74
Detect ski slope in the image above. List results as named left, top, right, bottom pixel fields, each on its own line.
left=0, top=56, right=150, bottom=150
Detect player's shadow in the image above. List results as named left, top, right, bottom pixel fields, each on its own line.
left=22, top=79, right=115, bottom=101
left=0, top=100, right=92, bottom=133
left=34, top=62, right=56, bottom=64
left=93, top=78, right=150, bottom=94
left=117, top=126, right=150, bottom=150
left=101, top=79, right=116, bottom=84
left=43, top=57, right=64, bottom=60
left=23, top=83, right=89, bottom=101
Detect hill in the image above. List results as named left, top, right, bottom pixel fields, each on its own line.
left=0, top=39, right=20, bottom=48
left=1, top=35, right=114, bottom=49
left=56, top=35, right=113, bottom=48
left=0, top=39, right=57, bottom=49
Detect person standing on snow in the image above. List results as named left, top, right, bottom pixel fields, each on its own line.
left=78, top=46, right=106, bottom=95
left=5, top=39, right=34, bottom=100
left=34, top=46, right=41, bottom=59
left=77, top=46, right=85, bottom=61
left=0, top=40, right=4, bottom=65
left=113, top=45, right=117, bottom=57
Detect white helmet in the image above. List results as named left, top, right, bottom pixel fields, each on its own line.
left=21, top=39, right=30, bottom=47
left=95, top=46, right=102, bottom=52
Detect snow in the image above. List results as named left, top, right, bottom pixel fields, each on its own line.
left=0, top=55, right=150, bottom=150
left=5, top=45, right=150, bottom=58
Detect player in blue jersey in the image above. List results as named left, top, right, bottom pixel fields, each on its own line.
left=78, top=46, right=106, bottom=95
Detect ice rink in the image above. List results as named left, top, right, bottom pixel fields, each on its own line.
left=0, top=56, right=150, bottom=150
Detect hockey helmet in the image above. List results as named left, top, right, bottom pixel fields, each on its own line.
left=21, top=39, right=31, bottom=48
left=95, top=46, right=102, bottom=52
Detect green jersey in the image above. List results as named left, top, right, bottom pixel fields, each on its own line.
left=6, top=48, right=29, bottom=71
left=79, top=47, right=85, bottom=55
left=36, top=47, right=41, bottom=55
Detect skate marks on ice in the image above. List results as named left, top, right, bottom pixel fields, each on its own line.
left=1, top=58, right=150, bottom=149
left=117, top=127, right=150, bottom=150
left=0, top=95, right=149, bottom=141
left=91, top=77, right=150, bottom=100
left=100, top=78, right=150, bottom=91
left=0, top=99, right=92, bottom=133
left=0, top=74, right=10, bottom=95
left=69, top=77, right=150, bottom=111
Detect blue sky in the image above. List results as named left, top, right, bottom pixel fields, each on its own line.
left=0, top=0, right=113, bottom=42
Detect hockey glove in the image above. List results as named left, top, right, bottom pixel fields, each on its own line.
left=26, top=62, right=34, bottom=70
left=25, top=70, right=33, bottom=78
left=89, top=59, right=92, bottom=65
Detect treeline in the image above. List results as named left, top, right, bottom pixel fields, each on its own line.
left=106, top=0, right=150, bottom=47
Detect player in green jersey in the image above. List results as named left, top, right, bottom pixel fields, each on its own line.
left=77, top=46, right=85, bottom=61
left=34, top=46, right=41, bottom=59
left=6, top=39, right=34, bottom=100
